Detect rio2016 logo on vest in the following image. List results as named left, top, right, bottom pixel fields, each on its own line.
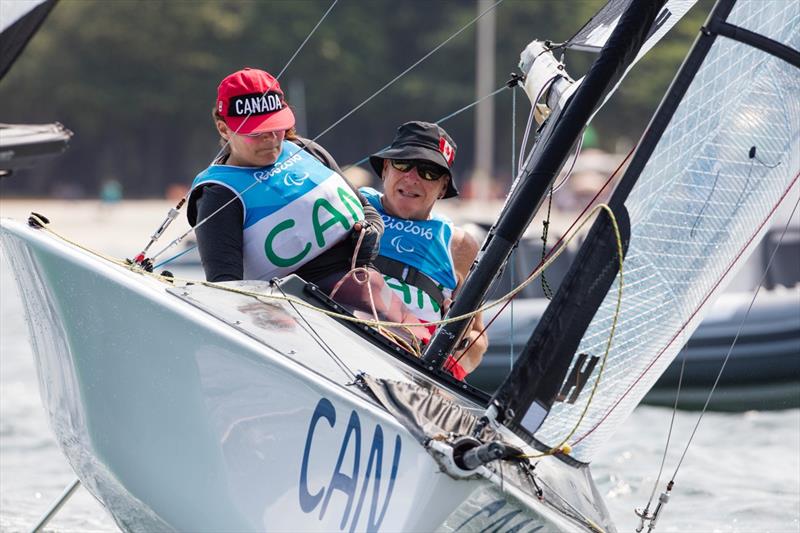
left=190, top=143, right=365, bottom=280
left=247, top=145, right=364, bottom=279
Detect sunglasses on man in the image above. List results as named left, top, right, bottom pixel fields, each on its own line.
left=390, top=159, right=449, bottom=181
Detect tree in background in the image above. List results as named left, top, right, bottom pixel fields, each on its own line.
left=0, top=0, right=710, bottom=198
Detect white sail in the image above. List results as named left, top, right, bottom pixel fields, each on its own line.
left=0, top=0, right=49, bottom=33
left=569, top=0, right=698, bottom=53
left=535, top=0, right=800, bottom=462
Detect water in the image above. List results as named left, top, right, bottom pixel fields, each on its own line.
left=1, top=243, right=798, bottom=532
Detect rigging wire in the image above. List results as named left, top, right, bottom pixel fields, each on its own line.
left=669, top=193, right=800, bottom=482
left=509, top=85, right=517, bottom=369
left=148, top=0, right=507, bottom=263
left=146, top=0, right=340, bottom=263
left=156, top=83, right=512, bottom=268
left=208, top=0, right=339, bottom=166
left=308, top=0, right=506, bottom=144
left=275, top=282, right=357, bottom=382
left=640, top=356, right=686, bottom=515
left=275, top=0, right=338, bottom=81
left=345, top=84, right=509, bottom=170
left=458, top=144, right=638, bottom=357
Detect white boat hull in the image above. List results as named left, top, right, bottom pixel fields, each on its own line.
left=1, top=218, right=614, bottom=532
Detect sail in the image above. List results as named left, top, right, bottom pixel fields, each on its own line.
left=516, top=0, right=697, bottom=179
left=423, top=0, right=667, bottom=367
left=0, top=0, right=57, bottom=79
left=533, top=0, right=800, bottom=462
left=569, top=0, right=698, bottom=53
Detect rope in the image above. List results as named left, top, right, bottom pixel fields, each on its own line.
left=459, top=144, right=637, bottom=361
left=539, top=186, right=555, bottom=300
left=26, top=201, right=622, bottom=333
left=518, top=203, right=625, bottom=460
left=551, top=128, right=584, bottom=193
left=517, top=74, right=559, bottom=174
left=28, top=200, right=627, bottom=461
left=148, top=0, right=507, bottom=262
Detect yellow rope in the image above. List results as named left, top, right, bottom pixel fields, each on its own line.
left=165, top=203, right=621, bottom=331
left=29, top=206, right=625, bottom=458
left=29, top=204, right=622, bottom=331
left=519, top=205, right=624, bottom=459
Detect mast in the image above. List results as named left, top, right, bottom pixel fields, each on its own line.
left=423, top=0, right=667, bottom=369
left=490, top=0, right=740, bottom=435
left=494, top=0, right=800, bottom=446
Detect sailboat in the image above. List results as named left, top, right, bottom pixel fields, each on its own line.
left=1, top=0, right=798, bottom=531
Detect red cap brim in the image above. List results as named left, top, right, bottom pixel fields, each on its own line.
left=225, top=106, right=296, bottom=134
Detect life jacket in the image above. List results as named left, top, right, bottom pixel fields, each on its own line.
left=191, top=141, right=364, bottom=281
left=359, top=187, right=457, bottom=323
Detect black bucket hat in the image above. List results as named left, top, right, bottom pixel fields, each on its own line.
left=369, top=121, right=459, bottom=198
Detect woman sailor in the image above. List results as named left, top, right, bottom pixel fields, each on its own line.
left=187, top=68, right=383, bottom=293
left=361, top=121, right=487, bottom=378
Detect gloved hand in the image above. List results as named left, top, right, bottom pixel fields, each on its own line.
left=351, top=220, right=380, bottom=266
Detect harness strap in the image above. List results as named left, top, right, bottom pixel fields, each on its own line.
left=373, top=255, right=445, bottom=309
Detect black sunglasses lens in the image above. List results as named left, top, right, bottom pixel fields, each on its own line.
left=391, top=159, right=413, bottom=172
left=417, top=164, right=445, bottom=181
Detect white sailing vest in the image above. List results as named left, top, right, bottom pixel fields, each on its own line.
left=191, top=141, right=364, bottom=280
left=360, top=187, right=457, bottom=323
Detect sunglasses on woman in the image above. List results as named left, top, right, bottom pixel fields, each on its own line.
left=234, top=130, right=282, bottom=140
left=390, top=159, right=448, bottom=181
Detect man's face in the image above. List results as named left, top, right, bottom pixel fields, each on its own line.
left=381, top=159, right=449, bottom=220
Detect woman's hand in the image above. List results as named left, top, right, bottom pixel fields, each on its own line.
left=351, top=220, right=380, bottom=266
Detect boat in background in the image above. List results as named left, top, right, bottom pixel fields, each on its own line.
left=471, top=223, right=800, bottom=411
left=0, top=1, right=71, bottom=177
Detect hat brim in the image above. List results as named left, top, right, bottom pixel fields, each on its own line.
left=369, top=144, right=458, bottom=198
left=226, top=106, right=296, bottom=134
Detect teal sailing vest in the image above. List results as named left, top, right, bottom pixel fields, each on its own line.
left=191, top=141, right=364, bottom=281
left=360, top=187, right=457, bottom=322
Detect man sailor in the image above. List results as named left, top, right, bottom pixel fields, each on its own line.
left=361, top=121, right=487, bottom=378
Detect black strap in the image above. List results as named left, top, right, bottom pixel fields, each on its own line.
left=373, top=256, right=445, bottom=309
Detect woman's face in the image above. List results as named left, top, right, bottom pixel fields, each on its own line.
left=380, top=159, right=449, bottom=220
left=216, top=120, right=286, bottom=167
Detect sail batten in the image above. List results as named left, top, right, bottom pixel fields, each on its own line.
left=532, top=0, right=800, bottom=462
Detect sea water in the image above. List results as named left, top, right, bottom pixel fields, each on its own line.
left=1, top=249, right=798, bottom=533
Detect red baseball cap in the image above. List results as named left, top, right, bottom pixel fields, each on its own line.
left=216, top=68, right=295, bottom=134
